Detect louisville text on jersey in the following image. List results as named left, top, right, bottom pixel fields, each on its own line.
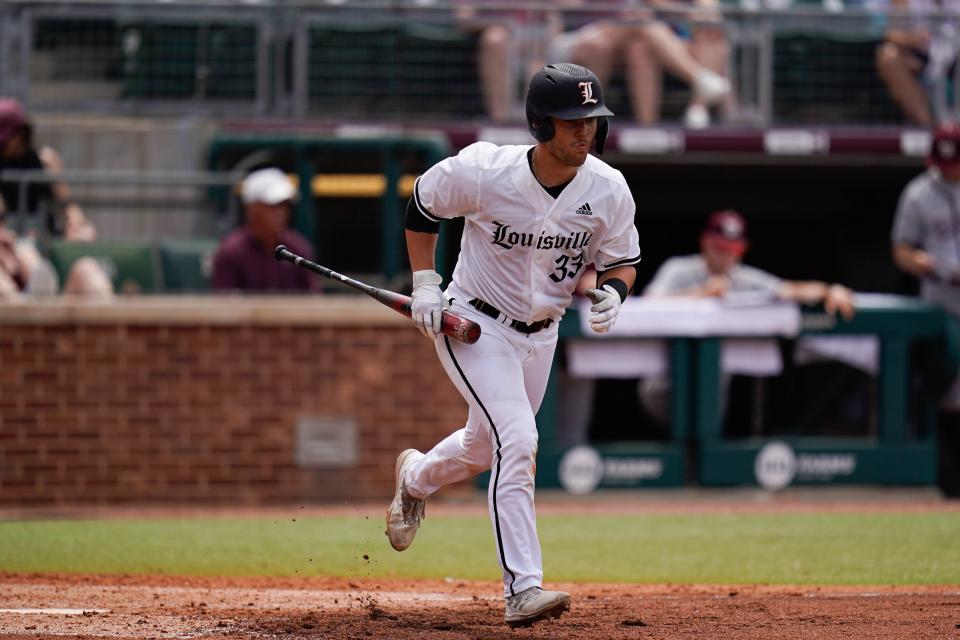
left=491, top=221, right=593, bottom=252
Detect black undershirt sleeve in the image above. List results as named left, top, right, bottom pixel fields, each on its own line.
left=404, top=197, right=441, bottom=234
left=597, top=267, right=637, bottom=302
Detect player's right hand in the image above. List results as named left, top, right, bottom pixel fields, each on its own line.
left=411, top=269, right=448, bottom=340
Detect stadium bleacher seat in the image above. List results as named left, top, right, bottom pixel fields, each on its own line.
left=121, top=23, right=196, bottom=98
left=158, top=238, right=218, bottom=292
left=47, top=240, right=159, bottom=294
left=206, top=25, right=258, bottom=99
left=121, top=22, right=256, bottom=100
left=308, top=22, right=482, bottom=119
left=773, top=31, right=902, bottom=124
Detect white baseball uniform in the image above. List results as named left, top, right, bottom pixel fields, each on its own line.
left=404, top=141, right=640, bottom=597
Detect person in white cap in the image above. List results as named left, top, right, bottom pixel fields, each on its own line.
left=211, top=167, right=318, bottom=292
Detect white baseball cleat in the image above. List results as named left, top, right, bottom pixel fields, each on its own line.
left=385, top=448, right=425, bottom=551
left=504, top=587, right=571, bottom=628
left=693, top=69, right=730, bottom=105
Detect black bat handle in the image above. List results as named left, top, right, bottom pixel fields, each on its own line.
left=275, top=244, right=376, bottom=296
left=275, top=244, right=328, bottom=277
left=275, top=245, right=298, bottom=265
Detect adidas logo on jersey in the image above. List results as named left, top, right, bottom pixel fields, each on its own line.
left=575, top=202, right=593, bottom=216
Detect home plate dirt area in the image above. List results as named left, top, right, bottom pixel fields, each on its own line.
left=0, top=573, right=957, bottom=640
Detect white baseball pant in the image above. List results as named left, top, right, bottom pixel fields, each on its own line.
left=404, top=285, right=558, bottom=598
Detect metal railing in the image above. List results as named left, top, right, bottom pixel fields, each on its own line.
left=0, top=168, right=244, bottom=241
left=0, top=1, right=959, bottom=126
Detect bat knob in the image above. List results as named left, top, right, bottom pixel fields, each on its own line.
left=274, top=245, right=288, bottom=261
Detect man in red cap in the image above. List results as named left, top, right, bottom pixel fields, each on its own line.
left=635, top=209, right=856, bottom=424
left=645, top=209, right=855, bottom=317
left=892, top=121, right=960, bottom=495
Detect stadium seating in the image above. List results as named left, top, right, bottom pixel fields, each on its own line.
left=308, top=22, right=482, bottom=120
left=27, top=8, right=931, bottom=125
left=47, top=239, right=159, bottom=294
left=773, top=31, right=902, bottom=124
left=120, top=21, right=257, bottom=99
left=46, top=239, right=224, bottom=294
left=157, top=238, right=218, bottom=293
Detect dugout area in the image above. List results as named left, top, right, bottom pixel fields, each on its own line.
left=556, top=152, right=951, bottom=492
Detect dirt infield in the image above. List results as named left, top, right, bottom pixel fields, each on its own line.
left=0, top=573, right=957, bottom=639
left=1, top=492, right=958, bottom=639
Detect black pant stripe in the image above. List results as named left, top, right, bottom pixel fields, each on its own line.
left=443, top=335, right=517, bottom=596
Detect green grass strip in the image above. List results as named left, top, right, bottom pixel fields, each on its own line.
left=1, top=512, right=957, bottom=585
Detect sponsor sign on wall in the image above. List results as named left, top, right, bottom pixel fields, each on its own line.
left=754, top=441, right=857, bottom=490
left=559, top=446, right=666, bottom=494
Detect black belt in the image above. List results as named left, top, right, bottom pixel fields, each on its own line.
left=469, top=298, right=554, bottom=335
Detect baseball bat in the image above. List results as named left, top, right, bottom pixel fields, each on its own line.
left=275, top=245, right=481, bottom=345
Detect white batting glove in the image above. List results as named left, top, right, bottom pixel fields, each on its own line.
left=411, top=269, right=449, bottom=340
left=585, top=284, right=622, bottom=334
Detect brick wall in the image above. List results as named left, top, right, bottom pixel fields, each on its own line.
left=0, top=298, right=468, bottom=506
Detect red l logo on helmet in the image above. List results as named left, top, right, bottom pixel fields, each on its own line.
left=579, top=82, right=598, bottom=105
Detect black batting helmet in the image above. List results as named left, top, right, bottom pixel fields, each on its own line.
left=525, top=63, right=615, bottom=154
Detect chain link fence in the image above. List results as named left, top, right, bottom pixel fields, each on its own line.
left=3, top=2, right=272, bottom=115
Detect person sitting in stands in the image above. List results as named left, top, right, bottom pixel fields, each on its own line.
left=211, top=167, right=319, bottom=293
left=0, top=97, right=112, bottom=299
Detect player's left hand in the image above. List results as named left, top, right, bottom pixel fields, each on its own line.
left=585, top=284, right=621, bottom=334
left=411, top=269, right=450, bottom=340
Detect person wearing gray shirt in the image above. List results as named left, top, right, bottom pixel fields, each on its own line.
left=892, top=122, right=960, bottom=319
left=891, top=121, right=960, bottom=495
left=646, top=209, right=854, bottom=314
left=639, top=209, right=855, bottom=423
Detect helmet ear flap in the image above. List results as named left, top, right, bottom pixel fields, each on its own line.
left=595, top=116, right=609, bottom=155
left=526, top=101, right=555, bottom=143
left=538, top=117, right=555, bottom=143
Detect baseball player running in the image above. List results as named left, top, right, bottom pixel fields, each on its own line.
left=386, top=63, right=641, bottom=627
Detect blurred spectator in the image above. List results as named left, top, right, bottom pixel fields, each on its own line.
left=639, top=209, right=856, bottom=422
left=875, top=0, right=960, bottom=126
left=0, top=98, right=113, bottom=299
left=455, top=1, right=562, bottom=122
left=892, top=122, right=960, bottom=313
left=211, top=167, right=318, bottom=293
left=0, top=223, right=25, bottom=300
left=556, top=0, right=731, bottom=128
left=645, top=210, right=856, bottom=315
left=891, top=121, right=960, bottom=493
